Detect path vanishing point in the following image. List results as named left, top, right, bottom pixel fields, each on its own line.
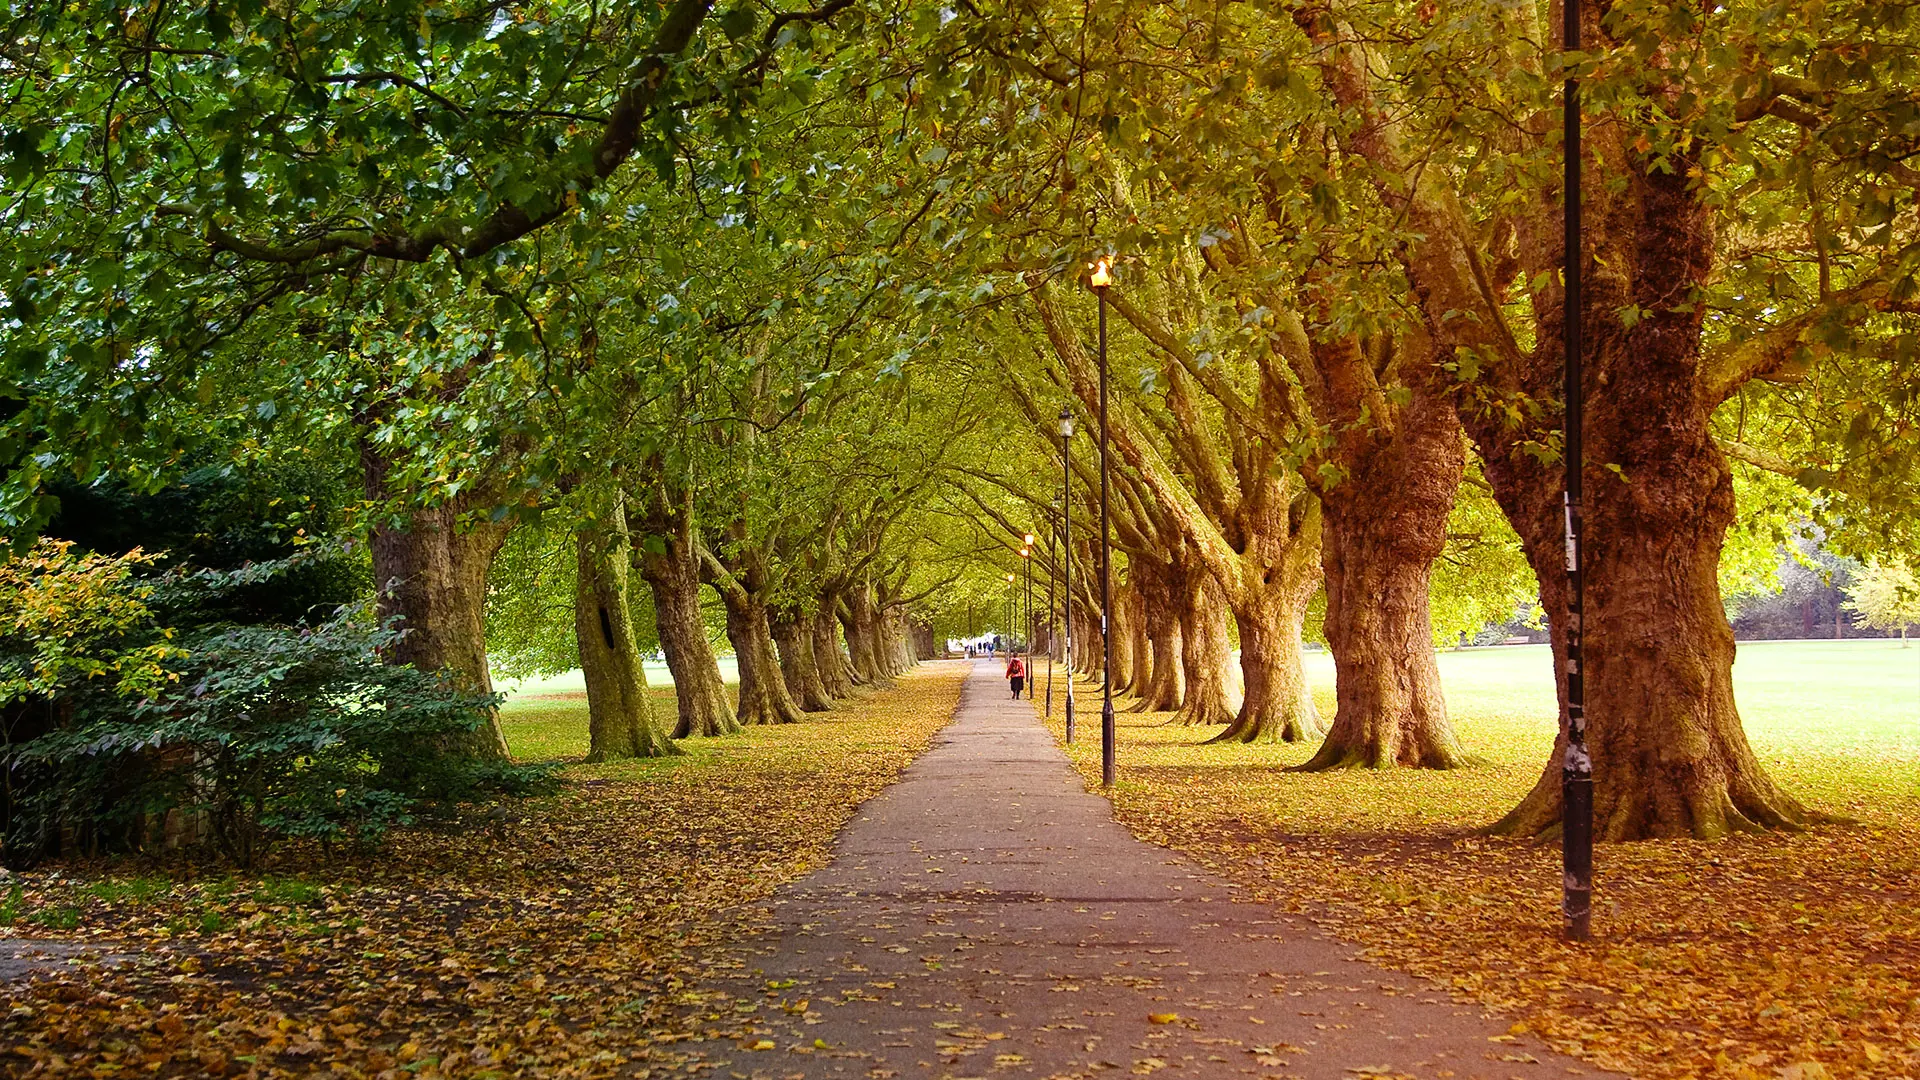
left=675, top=659, right=1610, bottom=1080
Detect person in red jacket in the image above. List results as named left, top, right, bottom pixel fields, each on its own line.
left=1005, top=654, right=1026, bottom=699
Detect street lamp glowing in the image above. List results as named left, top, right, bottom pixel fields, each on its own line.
left=1059, top=407, right=1075, bottom=438
left=1006, top=573, right=1015, bottom=583
left=1024, top=533, right=1036, bottom=546
left=1020, top=547, right=1031, bottom=558
left=1089, top=257, right=1112, bottom=289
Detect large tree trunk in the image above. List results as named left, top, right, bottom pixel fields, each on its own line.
left=1171, top=572, right=1238, bottom=727
left=813, top=607, right=858, bottom=699
left=1488, top=434, right=1815, bottom=839
left=635, top=498, right=739, bottom=740
left=839, top=586, right=891, bottom=687
left=1300, top=390, right=1468, bottom=769
left=718, top=587, right=804, bottom=725
left=772, top=609, right=835, bottom=712
left=1131, top=561, right=1184, bottom=711
left=362, top=447, right=512, bottom=760
left=1301, top=16, right=1813, bottom=837
left=575, top=504, right=678, bottom=761
left=1108, top=580, right=1138, bottom=696
left=1477, top=169, right=1812, bottom=839
left=1213, top=578, right=1321, bottom=744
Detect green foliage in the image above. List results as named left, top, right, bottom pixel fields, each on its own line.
left=0, top=538, right=184, bottom=706
left=1843, top=562, right=1920, bottom=636
left=9, top=611, right=553, bottom=866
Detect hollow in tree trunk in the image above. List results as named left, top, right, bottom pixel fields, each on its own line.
left=575, top=506, right=678, bottom=760
left=1299, top=390, right=1468, bottom=769
left=772, top=609, right=835, bottom=711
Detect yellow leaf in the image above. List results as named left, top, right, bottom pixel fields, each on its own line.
left=1147, top=1013, right=1179, bottom=1024
left=749, top=1040, right=776, bottom=1051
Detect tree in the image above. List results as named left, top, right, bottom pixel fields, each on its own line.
left=1844, top=563, right=1920, bottom=644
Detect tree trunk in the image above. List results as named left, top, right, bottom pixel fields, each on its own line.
left=842, top=585, right=893, bottom=687
left=1213, top=578, right=1320, bottom=744
left=575, top=505, right=678, bottom=761
left=813, top=607, right=858, bottom=698
left=1171, top=572, right=1238, bottom=727
left=1303, top=24, right=1814, bottom=836
left=1132, top=562, right=1184, bottom=711
left=772, top=609, right=835, bottom=711
left=1124, top=586, right=1151, bottom=700
left=362, top=447, right=512, bottom=760
left=634, top=503, right=739, bottom=740
left=1299, top=390, right=1469, bottom=769
left=1108, top=581, right=1138, bottom=696
left=719, top=587, right=804, bottom=725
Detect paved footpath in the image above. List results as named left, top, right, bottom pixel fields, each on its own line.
left=672, top=660, right=1611, bottom=1080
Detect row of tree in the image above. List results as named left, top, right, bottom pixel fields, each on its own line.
left=4, top=0, right=1914, bottom=844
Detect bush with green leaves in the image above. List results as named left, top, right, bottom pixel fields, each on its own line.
left=10, top=611, right=552, bottom=867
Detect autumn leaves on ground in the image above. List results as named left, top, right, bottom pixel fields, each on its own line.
left=0, top=665, right=966, bottom=1078
left=1042, top=642, right=1920, bottom=1080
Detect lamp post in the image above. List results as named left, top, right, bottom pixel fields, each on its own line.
left=1089, top=256, right=1115, bottom=789
left=1022, top=534, right=1035, bottom=698
left=1005, top=572, right=1015, bottom=658
left=1059, top=405, right=1076, bottom=743
left=1560, top=0, right=1593, bottom=943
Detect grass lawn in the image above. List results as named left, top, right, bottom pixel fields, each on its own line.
left=1041, top=640, right=1920, bottom=1080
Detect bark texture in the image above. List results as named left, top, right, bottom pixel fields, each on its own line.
left=1297, top=357, right=1469, bottom=768
left=1172, top=573, right=1240, bottom=728
left=634, top=491, right=739, bottom=739
left=362, top=444, right=512, bottom=760
left=575, top=505, right=678, bottom=760
left=772, top=609, right=835, bottom=711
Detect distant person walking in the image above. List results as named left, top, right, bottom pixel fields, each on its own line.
left=1005, top=654, right=1026, bottom=699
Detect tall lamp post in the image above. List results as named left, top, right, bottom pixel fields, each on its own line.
left=1005, top=572, right=1015, bottom=658
left=1089, top=256, right=1115, bottom=789
left=1059, top=405, right=1076, bottom=743
left=1560, top=0, right=1593, bottom=942
left=1022, top=534, right=1035, bottom=698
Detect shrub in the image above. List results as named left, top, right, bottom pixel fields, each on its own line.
left=9, top=611, right=552, bottom=866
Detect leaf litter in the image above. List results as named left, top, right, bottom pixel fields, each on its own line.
left=0, top=664, right=967, bottom=1078
left=1041, top=686, right=1920, bottom=1080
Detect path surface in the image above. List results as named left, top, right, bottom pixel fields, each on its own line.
left=674, top=660, right=1610, bottom=1080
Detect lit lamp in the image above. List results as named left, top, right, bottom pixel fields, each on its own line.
left=1058, top=405, right=1076, bottom=742
left=1088, top=257, right=1115, bottom=789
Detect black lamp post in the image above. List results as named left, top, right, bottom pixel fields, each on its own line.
left=1005, top=572, right=1015, bottom=658
left=1561, top=0, right=1593, bottom=942
left=1089, top=256, right=1115, bottom=789
left=1022, top=534, right=1035, bottom=698
left=1059, top=405, right=1076, bottom=743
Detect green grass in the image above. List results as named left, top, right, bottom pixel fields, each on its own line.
left=1043, top=639, right=1920, bottom=831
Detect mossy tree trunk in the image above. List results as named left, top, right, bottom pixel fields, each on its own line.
left=634, top=487, right=738, bottom=739
left=575, top=494, right=678, bottom=760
